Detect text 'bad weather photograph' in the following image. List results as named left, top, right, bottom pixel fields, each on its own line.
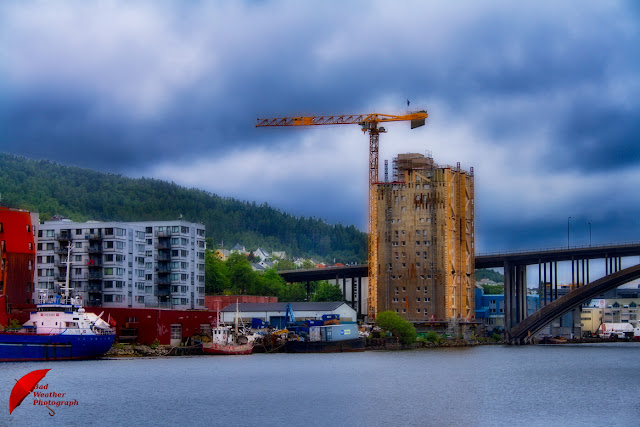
left=1, top=1, right=639, bottom=426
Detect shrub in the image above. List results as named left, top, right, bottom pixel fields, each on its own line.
left=424, top=331, right=440, bottom=343
left=375, top=311, right=418, bottom=345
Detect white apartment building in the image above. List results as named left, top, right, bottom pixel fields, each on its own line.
left=36, top=219, right=205, bottom=310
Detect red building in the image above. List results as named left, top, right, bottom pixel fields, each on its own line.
left=0, top=207, right=38, bottom=309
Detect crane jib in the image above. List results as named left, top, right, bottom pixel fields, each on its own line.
left=255, top=110, right=429, bottom=321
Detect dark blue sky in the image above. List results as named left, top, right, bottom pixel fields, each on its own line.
left=1, top=1, right=639, bottom=252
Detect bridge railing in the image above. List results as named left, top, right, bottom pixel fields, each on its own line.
left=477, top=240, right=640, bottom=257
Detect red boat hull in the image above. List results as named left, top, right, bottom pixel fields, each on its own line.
left=202, top=342, right=254, bottom=355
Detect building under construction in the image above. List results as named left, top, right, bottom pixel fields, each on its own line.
left=376, top=153, right=475, bottom=327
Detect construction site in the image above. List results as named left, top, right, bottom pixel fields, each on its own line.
left=376, top=153, right=475, bottom=331
left=257, top=111, right=476, bottom=334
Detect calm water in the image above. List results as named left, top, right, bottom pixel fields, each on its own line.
left=1, top=343, right=639, bottom=426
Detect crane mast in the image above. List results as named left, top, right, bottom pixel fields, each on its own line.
left=256, top=111, right=428, bottom=321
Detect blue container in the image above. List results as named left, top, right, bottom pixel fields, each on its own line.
left=307, top=320, right=324, bottom=327
left=321, top=314, right=340, bottom=322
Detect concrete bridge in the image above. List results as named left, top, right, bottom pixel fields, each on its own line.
left=476, top=242, right=640, bottom=343
left=279, top=242, right=640, bottom=341
left=508, top=264, right=640, bottom=343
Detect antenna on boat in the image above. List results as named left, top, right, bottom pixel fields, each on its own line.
left=61, top=243, right=72, bottom=303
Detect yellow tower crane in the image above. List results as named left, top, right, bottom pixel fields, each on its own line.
left=256, top=111, right=429, bottom=320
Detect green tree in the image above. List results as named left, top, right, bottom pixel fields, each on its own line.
left=301, top=259, right=316, bottom=269
left=475, top=268, right=504, bottom=283
left=312, top=281, right=344, bottom=302
left=226, top=253, right=255, bottom=294
left=375, top=310, right=417, bottom=345
left=274, top=259, right=296, bottom=271
left=279, top=283, right=308, bottom=302
left=204, top=251, right=230, bottom=294
left=482, top=284, right=504, bottom=294
left=257, top=268, right=286, bottom=296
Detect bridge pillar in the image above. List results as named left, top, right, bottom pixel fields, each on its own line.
left=517, top=264, right=527, bottom=323
left=504, top=261, right=515, bottom=332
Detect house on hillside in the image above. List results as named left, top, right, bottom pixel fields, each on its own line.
left=272, top=251, right=286, bottom=260
left=254, top=247, right=270, bottom=261
left=231, top=243, right=246, bottom=254
left=252, top=263, right=267, bottom=272
left=251, top=260, right=276, bottom=272
left=215, top=249, right=231, bottom=261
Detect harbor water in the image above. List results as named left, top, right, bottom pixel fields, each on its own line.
left=1, top=342, right=639, bottom=426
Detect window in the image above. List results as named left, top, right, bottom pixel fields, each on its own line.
left=76, top=229, right=82, bottom=235
left=103, top=295, right=113, bottom=302
left=75, top=255, right=82, bottom=262
left=75, top=242, right=82, bottom=249
left=105, top=228, right=114, bottom=235
left=46, top=230, right=54, bottom=237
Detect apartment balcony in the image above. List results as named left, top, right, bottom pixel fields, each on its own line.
left=86, top=284, right=102, bottom=292
left=87, top=259, right=102, bottom=267
left=56, top=232, right=73, bottom=241
left=86, top=233, right=103, bottom=241
left=155, top=242, right=172, bottom=250
left=88, top=246, right=103, bottom=254
left=155, top=287, right=171, bottom=297
left=54, top=247, right=69, bottom=254
left=157, top=253, right=171, bottom=261
left=88, top=272, right=103, bottom=280
left=156, top=277, right=171, bottom=286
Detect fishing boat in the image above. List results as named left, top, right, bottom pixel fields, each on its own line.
left=202, top=301, right=255, bottom=355
left=0, top=246, right=116, bottom=362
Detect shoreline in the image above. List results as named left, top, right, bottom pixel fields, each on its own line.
left=105, top=336, right=637, bottom=357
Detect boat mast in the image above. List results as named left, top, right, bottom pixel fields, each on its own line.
left=62, top=243, right=72, bottom=303
left=234, top=299, right=239, bottom=339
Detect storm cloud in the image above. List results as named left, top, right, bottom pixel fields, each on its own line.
left=1, top=1, right=639, bottom=252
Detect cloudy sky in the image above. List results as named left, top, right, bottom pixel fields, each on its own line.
left=1, top=1, right=639, bottom=253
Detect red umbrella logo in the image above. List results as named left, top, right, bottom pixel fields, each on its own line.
left=10, top=369, right=54, bottom=416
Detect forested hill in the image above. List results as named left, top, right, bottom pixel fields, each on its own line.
left=0, top=153, right=366, bottom=262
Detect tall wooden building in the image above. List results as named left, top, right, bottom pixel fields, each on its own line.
left=376, top=153, right=475, bottom=323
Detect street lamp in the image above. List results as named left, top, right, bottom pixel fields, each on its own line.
left=567, top=216, right=571, bottom=249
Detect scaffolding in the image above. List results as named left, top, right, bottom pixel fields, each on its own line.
left=376, top=153, right=475, bottom=325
